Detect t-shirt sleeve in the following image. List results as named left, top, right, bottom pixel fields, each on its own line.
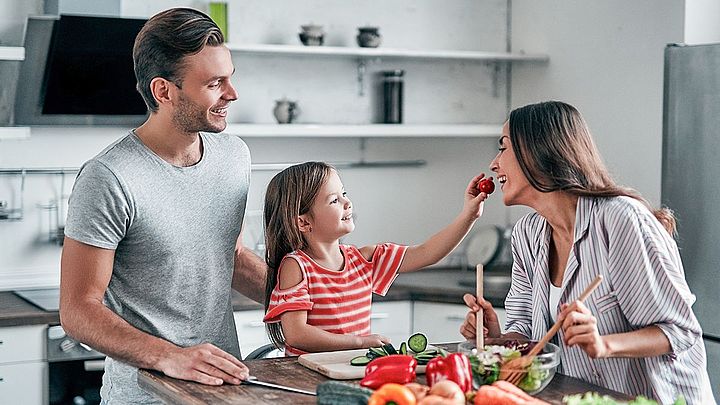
left=370, top=243, right=408, bottom=296
left=263, top=263, right=314, bottom=323
left=504, top=218, right=533, bottom=338
left=64, top=160, right=132, bottom=250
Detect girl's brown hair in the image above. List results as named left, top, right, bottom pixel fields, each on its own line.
left=263, top=161, right=334, bottom=348
left=508, top=101, right=675, bottom=234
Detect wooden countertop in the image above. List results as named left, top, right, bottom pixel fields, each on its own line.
left=1, top=268, right=507, bottom=327
left=138, top=343, right=633, bottom=405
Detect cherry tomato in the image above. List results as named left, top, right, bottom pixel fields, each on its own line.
left=478, top=177, right=495, bottom=194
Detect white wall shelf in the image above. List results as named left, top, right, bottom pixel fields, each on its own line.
left=224, top=123, right=502, bottom=138
left=0, top=46, right=25, bottom=61
left=226, top=43, right=549, bottom=62
left=0, top=127, right=30, bottom=140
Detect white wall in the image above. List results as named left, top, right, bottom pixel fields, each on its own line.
left=510, top=0, right=685, bottom=206
left=0, top=0, right=511, bottom=290
left=685, top=0, right=720, bottom=44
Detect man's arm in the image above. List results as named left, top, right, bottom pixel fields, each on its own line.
left=231, top=242, right=268, bottom=304
left=60, top=238, right=248, bottom=385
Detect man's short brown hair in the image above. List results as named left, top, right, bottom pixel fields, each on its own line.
left=133, top=8, right=224, bottom=112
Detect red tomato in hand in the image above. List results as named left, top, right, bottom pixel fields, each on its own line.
left=478, top=177, right=495, bottom=194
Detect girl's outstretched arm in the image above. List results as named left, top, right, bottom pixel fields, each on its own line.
left=397, top=173, right=488, bottom=272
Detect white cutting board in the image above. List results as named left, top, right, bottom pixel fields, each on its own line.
left=298, top=349, right=428, bottom=380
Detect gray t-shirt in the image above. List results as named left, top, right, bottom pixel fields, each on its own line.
left=64, top=131, right=250, bottom=404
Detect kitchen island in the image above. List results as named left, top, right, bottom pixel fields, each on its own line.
left=138, top=343, right=633, bottom=405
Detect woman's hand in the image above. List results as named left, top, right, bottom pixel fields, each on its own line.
left=459, top=293, right=501, bottom=340
left=559, top=301, right=610, bottom=359
left=358, top=334, right=391, bottom=349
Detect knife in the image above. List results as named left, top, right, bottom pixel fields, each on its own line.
left=243, top=376, right=317, bottom=396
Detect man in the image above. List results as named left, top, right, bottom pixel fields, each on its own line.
left=60, top=8, right=267, bottom=403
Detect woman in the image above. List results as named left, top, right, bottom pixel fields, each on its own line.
left=460, top=101, right=714, bottom=404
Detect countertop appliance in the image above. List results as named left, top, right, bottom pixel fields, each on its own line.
left=661, top=42, right=720, bottom=400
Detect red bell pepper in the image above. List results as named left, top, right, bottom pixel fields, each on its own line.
left=425, top=353, right=473, bottom=393
left=360, top=355, right=418, bottom=390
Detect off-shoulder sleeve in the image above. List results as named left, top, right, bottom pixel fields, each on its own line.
left=370, top=243, right=408, bottom=296
left=263, top=262, right=314, bottom=323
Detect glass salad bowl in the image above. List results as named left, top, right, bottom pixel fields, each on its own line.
left=457, top=338, right=560, bottom=394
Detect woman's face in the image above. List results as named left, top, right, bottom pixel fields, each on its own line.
left=490, top=122, right=533, bottom=206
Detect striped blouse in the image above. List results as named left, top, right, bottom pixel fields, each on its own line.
left=263, top=243, right=407, bottom=356
left=505, top=196, right=715, bottom=404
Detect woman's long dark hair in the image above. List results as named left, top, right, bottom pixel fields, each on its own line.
left=508, top=101, right=676, bottom=234
left=262, top=162, right=334, bottom=349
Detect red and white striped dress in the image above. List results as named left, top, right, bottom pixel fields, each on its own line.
left=263, top=243, right=407, bottom=356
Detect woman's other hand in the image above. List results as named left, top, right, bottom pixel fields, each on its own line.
left=459, top=293, right=501, bottom=340
left=559, top=301, right=610, bottom=358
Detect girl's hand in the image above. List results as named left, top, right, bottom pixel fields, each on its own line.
left=559, top=301, right=610, bottom=359
left=459, top=293, right=501, bottom=340
left=463, top=174, right=489, bottom=221
left=358, top=334, right=391, bottom=349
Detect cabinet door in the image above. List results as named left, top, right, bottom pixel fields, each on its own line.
left=370, top=301, right=412, bottom=345
left=233, top=310, right=272, bottom=357
left=0, top=361, right=47, bottom=405
left=0, top=325, right=46, bottom=363
left=412, top=302, right=469, bottom=344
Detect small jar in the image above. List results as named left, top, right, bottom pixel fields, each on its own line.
left=356, top=26, right=381, bottom=48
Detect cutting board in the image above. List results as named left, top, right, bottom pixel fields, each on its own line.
left=298, top=349, right=428, bottom=380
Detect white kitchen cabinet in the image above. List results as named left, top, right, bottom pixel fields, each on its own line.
left=0, top=361, right=47, bottom=405
left=370, top=301, right=412, bottom=345
left=0, top=325, right=47, bottom=405
left=233, top=310, right=272, bottom=358
left=412, top=302, right=507, bottom=344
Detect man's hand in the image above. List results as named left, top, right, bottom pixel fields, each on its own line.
left=156, top=343, right=250, bottom=386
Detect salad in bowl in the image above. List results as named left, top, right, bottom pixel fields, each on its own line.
left=457, top=338, right=560, bottom=394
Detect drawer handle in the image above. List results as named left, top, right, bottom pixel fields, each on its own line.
left=445, top=315, right=466, bottom=321
left=244, top=321, right=265, bottom=328
left=370, top=313, right=389, bottom=320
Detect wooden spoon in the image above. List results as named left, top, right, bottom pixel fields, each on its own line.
left=499, top=275, right=604, bottom=384
left=476, top=264, right=484, bottom=351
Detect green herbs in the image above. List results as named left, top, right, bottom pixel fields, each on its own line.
left=563, top=392, right=687, bottom=405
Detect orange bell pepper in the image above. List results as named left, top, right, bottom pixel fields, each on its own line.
left=367, top=383, right=417, bottom=405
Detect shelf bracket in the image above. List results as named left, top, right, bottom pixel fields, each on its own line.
left=356, top=59, right=367, bottom=96
left=491, top=62, right=502, bottom=98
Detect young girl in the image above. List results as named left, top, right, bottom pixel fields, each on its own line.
left=262, top=161, right=490, bottom=355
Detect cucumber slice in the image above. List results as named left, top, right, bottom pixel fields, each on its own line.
left=350, top=355, right=372, bottom=366
left=368, top=347, right=386, bottom=358
left=399, top=342, right=407, bottom=355
left=382, top=343, right=397, bottom=355
left=407, top=332, right=428, bottom=353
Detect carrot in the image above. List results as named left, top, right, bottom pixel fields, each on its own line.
left=474, top=385, right=526, bottom=405
left=492, top=381, right=537, bottom=402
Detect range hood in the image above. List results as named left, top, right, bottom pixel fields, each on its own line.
left=15, top=14, right=148, bottom=125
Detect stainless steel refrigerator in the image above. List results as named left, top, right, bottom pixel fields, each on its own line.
left=662, top=42, right=720, bottom=400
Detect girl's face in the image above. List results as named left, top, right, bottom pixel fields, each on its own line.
left=490, top=122, right=533, bottom=206
left=302, top=170, right=355, bottom=240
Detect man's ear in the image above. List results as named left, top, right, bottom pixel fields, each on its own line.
left=297, top=215, right=312, bottom=233
left=149, top=77, right=175, bottom=107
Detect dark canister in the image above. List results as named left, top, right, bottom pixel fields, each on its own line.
left=382, top=69, right=404, bottom=124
